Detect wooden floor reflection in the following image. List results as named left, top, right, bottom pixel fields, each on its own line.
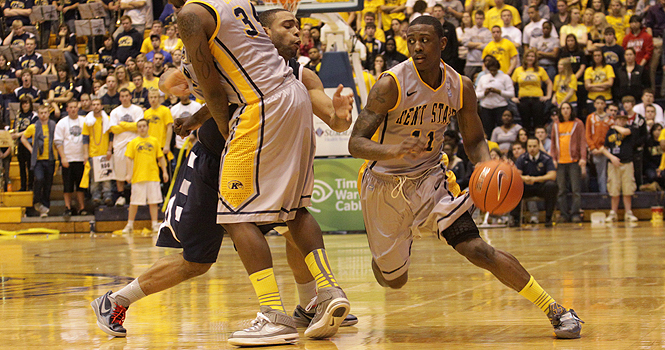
left=1, top=222, right=665, bottom=349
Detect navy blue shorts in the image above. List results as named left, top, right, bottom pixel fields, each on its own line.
left=156, top=143, right=225, bottom=263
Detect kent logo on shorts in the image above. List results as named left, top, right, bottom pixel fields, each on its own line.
left=228, top=180, right=244, bottom=190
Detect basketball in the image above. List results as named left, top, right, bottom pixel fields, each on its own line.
left=469, top=160, right=524, bottom=215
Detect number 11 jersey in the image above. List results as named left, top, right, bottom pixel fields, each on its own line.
left=369, top=58, right=464, bottom=176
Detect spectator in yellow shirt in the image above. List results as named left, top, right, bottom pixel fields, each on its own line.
left=144, top=90, right=174, bottom=156
left=83, top=99, right=113, bottom=207
left=140, top=21, right=168, bottom=54
left=123, top=119, right=168, bottom=234
left=484, top=0, right=521, bottom=29
left=584, top=48, right=615, bottom=103
left=358, top=12, right=386, bottom=42
left=511, top=48, right=553, bottom=131
left=482, top=26, right=518, bottom=75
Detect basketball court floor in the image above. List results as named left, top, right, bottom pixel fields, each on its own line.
left=1, top=222, right=664, bottom=349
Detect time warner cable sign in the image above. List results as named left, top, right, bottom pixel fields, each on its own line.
left=310, top=158, right=365, bottom=232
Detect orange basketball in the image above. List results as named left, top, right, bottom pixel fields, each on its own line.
left=469, top=160, right=524, bottom=215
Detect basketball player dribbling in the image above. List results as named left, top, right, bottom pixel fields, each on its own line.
left=348, top=15, right=583, bottom=339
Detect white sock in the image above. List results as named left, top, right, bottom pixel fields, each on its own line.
left=112, top=278, right=147, bottom=307
left=151, top=220, right=158, bottom=227
left=127, top=220, right=134, bottom=227
left=297, top=280, right=317, bottom=309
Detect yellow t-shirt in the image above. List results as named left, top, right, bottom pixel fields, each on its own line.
left=482, top=39, right=518, bottom=74
left=487, top=140, right=500, bottom=151
left=553, top=74, right=578, bottom=104
left=381, top=0, right=406, bottom=31
left=465, top=0, right=496, bottom=21
left=144, top=77, right=160, bottom=92
left=606, top=14, right=630, bottom=45
left=354, top=71, right=377, bottom=97
left=584, top=65, right=615, bottom=100
left=82, top=115, right=110, bottom=157
left=395, top=35, right=409, bottom=57
left=557, top=121, right=575, bottom=164
left=23, top=123, right=51, bottom=160
left=359, top=26, right=386, bottom=42
left=118, top=81, right=136, bottom=92
left=144, top=106, right=174, bottom=149
left=512, top=66, right=549, bottom=97
left=362, top=0, right=385, bottom=16
left=300, top=17, right=322, bottom=27
left=140, top=35, right=169, bottom=54
left=125, top=135, right=164, bottom=183
left=484, top=4, right=521, bottom=29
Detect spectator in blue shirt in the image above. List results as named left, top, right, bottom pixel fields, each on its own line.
left=511, top=137, right=558, bottom=227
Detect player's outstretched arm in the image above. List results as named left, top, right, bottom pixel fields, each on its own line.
left=348, top=75, right=426, bottom=160
left=457, top=76, right=491, bottom=165
left=302, top=68, right=353, bottom=132
left=178, top=5, right=231, bottom=138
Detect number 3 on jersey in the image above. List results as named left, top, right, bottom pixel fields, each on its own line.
left=411, top=130, right=435, bottom=152
left=234, top=4, right=259, bottom=37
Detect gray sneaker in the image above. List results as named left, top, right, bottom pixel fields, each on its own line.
left=227, top=306, right=298, bottom=346
left=547, top=302, right=584, bottom=339
left=293, top=298, right=358, bottom=328
left=91, top=291, right=128, bottom=337
left=304, top=287, right=350, bottom=339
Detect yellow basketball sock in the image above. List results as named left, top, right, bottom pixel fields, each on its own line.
left=249, top=268, right=285, bottom=313
left=304, top=249, right=340, bottom=290
left=518, top=276, right=556, bottom=313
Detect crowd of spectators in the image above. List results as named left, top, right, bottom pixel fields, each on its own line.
left=1, top=0, right=665, bottom=225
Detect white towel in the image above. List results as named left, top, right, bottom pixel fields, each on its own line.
left=84, top=111, right=110, bottom=134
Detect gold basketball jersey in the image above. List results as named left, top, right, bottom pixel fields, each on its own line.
left=369, top=58, right=464, bottom=176
left=182, top=0, right=293, bottom=105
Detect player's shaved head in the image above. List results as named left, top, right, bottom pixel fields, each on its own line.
left=409, top=15, right=444, bottom=39
left=259, top=8, right=291, bottom=28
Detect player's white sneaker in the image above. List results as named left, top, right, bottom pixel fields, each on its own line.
left=227, top=306, right=298, bottom=346
left=115, top=197, right=126, bottom=206
left=304, top=287, right=350, bottom=339
left=122, top=224, right=133, bottom=234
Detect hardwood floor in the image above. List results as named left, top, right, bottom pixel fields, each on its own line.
left=1, top=222, right=664, bottom=349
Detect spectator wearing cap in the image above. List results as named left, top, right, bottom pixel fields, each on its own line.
left=510, top=137, right=558, bottom=227
left=146, top=34, right=172, bottom=64
left=600, top=112, right=639, bottom=222
left=141, top=21, right=168, bottom=54
left=622, top=15, right=653, bottom=68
